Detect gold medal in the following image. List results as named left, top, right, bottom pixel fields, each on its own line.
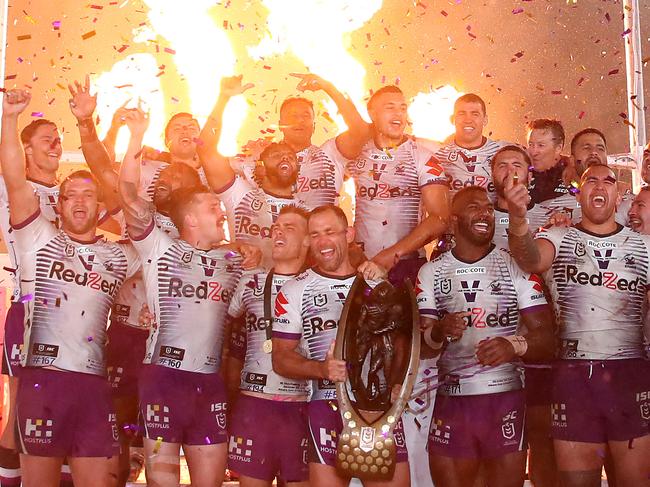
left=262, top=339, right=273, bottom=354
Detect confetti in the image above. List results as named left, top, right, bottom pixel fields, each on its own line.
left=153, top=436, right=163, bottom=453
left=82, top=31, right=96, bottom=40
left=52, top=20, right=61, bottom=30
left=17, top=35, right=32, bottom=41
left=512, top=7, right=524, bottom=14
left=87, top=336, right=93, bottom=342
left=19, top=294, right=34, bottom=303
left=30, top=112, right=44, bottom=118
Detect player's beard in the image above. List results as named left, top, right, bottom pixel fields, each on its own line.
left=266, top=166, right=298, bottom=189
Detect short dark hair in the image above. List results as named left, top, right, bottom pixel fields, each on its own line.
left=526, top=119, right=565, bottom=147
left=158, top=162, right=202, bottom=187
left=168, top=184, right=210, bottom=231
left=60, top=170, right=102, bottom=200
left=278, top=204, right=310, bottom=221
left=491, top=144, right=532, bottom=171
left=20, top=119, right=57, bottom=146
left=570, top=128, right=607, bottom=155
left=279, top=97, right=314, bottom=116
left=454, top=93, right=487, bottom=115
left=308, top=204, right=348, bottom=229
left=164, top=112, right=198, bottom=141
left=451, top=186, right=488, bottom=215
left=259, top=141, right=295, bottom=162
left=367, top=85, right=403, bottom=111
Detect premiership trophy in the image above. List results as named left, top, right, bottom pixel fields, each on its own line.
left=334, top=277, right=420, bottom=481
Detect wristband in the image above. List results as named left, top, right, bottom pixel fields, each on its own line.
left=504, top=335, right=528, bottom=356
left=423, top=327, right=444, bottom=350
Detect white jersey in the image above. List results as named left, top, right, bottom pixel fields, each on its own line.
left=139, top=158, right=207, bottom=202
left=273, top=268, right=357, bottom=401
left=111, top=212, right=179, bottom=329
left=536, top=225, right=650, bottom=360
left=132, top=223, right=243, bottom=373
left=13, top=210, right=139, bottom=375
left=230, top=140, right=346, bottom=210
left=416, top=247, right=547, bottom=396
left=0, top=177, right=60, bottom=301
left=343, top=137, right=448, bottom=259
left=218, top=177, right=302, bottom=267
left=228, top=270, right=308, bottom=396
left=493, top=203, right=553, bottom=251
left=434, top=138, right=505, bottom=199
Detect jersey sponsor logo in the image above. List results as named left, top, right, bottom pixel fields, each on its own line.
left=371, top=162, right=387, bottom=181
left=319, top=428, right=337, bottom=450
left=551, top=403, right=567, bottom=428
left=236, top=216, right=272, bottom=238
left=489, top=280, right=502, bottom=295
left=48, top=261, right=121, bottom=295
left=586, top=240, right=617, bottom=250
left=145, top=404, right=170, bottom=429
left=167, top=277, right=231, bottom=302
left=77, top=253, right=97, bottom=271
left=528, top=274, right=544, bottom=293
left=459, top=280, right=482, bottom=303
left=313, top=293, right=328, bottom=307
left=305, top=316, right=338, bottom=338
left=455, top=267, right=486, bottom=275
left=275, top=292, right=288, bottom=316
left=624, top=254, right=636, bottom=267
left=244, top=372, right=267, bottom=386
left=593, top=249, right=613, bottom=270
left=246, top=313, right=269, bottom=332
left=463, top=307, right=514, bottom=328
left=563, top=265, right=641, bottom=291
left=448, top=175, right=495, bottom=193
left=30, top=343, right=58, bottom=366
left=211, top=402, right=227, bottom=429
left=356, top=182, right=417, bottom=200
left=229, top=436, right=253, bottom=459
left=425, top=156, right=444, bottom=176
left=295, top=174, right=333, bottom=192
left=430, top=419, right=451, bottom=444
left=636, top=391, right=650, bottom=420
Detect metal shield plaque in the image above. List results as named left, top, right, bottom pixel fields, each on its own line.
left=334, top=276, right=420, bottom=481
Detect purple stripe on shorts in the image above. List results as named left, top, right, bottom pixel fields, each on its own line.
left=273, top=331, right=301, bottom=340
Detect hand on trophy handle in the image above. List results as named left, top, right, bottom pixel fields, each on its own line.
left=320, top=341, right=347, bottom=382
left=357, top=260, right=388, bottom=281
left=475, top=337, right=517, bottom=366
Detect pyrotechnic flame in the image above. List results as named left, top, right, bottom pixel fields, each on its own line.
left=94, top=54, right=165, bottom=152
left=250, top=0, right=383, bottom=131
left=409, top=85, right=463, bottom=143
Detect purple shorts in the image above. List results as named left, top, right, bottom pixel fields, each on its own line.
left=2, top=303, right=24, bottom=377
left=307, top=400, right=408, bottom=466
left=551, top=359, right=650, bottom=442
left=16, top=367, right=119, bottom=457
left=139, top=364, right=228, bottom=445
left=106, top=321, right=148, bottom=397
left=228, top=395, right=308, bottom=482
left=524, top=366, right=553, bottom=407
left=428, top=390, right=526, bottom=459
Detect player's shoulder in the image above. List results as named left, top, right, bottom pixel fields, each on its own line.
left=278, top=269, right=313, bottom=299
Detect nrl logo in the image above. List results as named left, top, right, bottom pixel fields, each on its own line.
left=181, top=251, right=193, bottom=264
left=251, top=198, right=263, bottom=212
left=574, top=242, right=586, bottom=257
left=440, top=279, right=452, bottom=295
left=64, top=244, right=75, bottom=258
left=313, top=294, right=328, bottom=307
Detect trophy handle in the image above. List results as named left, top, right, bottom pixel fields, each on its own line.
left=334, top=277, right=421, bottom=480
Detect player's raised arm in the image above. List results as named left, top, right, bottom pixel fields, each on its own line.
left=0, top=90, right=39, bottom=224
left=505, top=169, right=555, bottom=274
left=197, top=75, right=253, bottom=191
left=68, top=75, right=120, bottom=209
left=291, top=72, right=371, bottom=159
left=118, top=107, right=153, bottom=237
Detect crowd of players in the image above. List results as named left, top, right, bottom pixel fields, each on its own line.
left=0, top=70, right=646, bottom=487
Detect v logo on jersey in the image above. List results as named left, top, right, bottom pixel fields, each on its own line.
left=275, top=292, right=288, bottom=317
left=460, top=280, right=481, bottom=303
left=371, top=162, right=386, bottom=181
left=78, top=253, right=96, bottom=271
left=46, top=195, right=60, bottom=214
left=198, top=256, right=218, bottom=277
left=593, top=249, right=613, bottom=270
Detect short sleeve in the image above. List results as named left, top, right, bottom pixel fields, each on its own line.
left=415, top=143, right=448, bottom=188
left=272, top=279, right=304, bottom=341
left=130, top=221, right=174, bottom=264
left=228, top=274, right=249, bottom=318
left=215, top=176, right=253, bottom=213
left=534, top=225, right=568, bottom=257
left=11, top=209, right=57, bottom=255
left=504, top=252, right=548, bottom=313
left=320, top=138, right=347, bottom=187
left=416, top=261, right=440, bottom=318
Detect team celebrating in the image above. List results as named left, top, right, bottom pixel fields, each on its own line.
left=0, top=69, right=647, bottom=487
